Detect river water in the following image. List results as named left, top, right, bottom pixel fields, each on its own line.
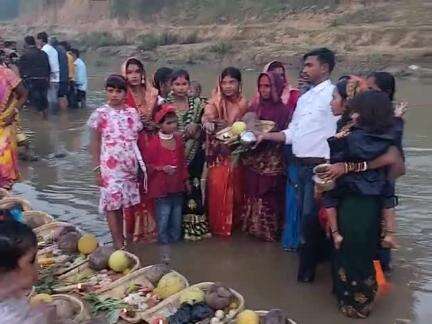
left=12, top=58, right=432, bottom=323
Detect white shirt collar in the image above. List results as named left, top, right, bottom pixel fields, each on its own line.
left=310, top=79, right=332, bottom=93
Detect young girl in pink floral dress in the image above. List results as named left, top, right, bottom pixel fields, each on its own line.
left=88, top=75, right=143, bottom=248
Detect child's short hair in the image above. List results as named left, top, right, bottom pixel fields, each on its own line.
left=190, top=80, right=201, bottom=90
left=0, top=220, right=37, bottom=272
left=105, top=74, right=127, bottom=91
left=170, top=69, right=190, bottom=84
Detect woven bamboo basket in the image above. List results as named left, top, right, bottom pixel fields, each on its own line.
left=97, top=266, right=190, bottom=323
left=254, top=310, right=297, bottom=324
left=34, top=221, right=84, bottom=238
left=54, top=251, right=140, bottom=294
left=142, top=282, right=245, bottom=323
left=50, top=294, right=91, bottom=322
left=35, top=222, right=88, bottom=276
left=23, top=211, right=54, bottom=229
left=0, top=188, right=9, bottom=199
left=0, top=196, right=32, bottom=211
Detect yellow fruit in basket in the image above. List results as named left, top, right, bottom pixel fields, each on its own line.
left=231, top=121, right=246, bottom=135
left=30, top=293, right=53, bottom=306
left=153, top=272, right=186, bottom=299
left=179, top=287, right=205, bottom=305
left=77, top=234, right=98, bottom=255
left=108, top=250, right=130, bottom=272
left=236, top=310, right=259, bottom=324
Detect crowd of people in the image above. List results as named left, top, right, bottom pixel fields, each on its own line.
left=0, top=32, right=88, bottom=183
left=0, top=31, right=408, bottom=318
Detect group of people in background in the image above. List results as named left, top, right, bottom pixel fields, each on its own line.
left=0, top=31, right=88, bottom=184
left=0, top=38, right=408, bottom=318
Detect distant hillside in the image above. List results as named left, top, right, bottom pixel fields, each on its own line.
left=2, top=0, right=431, bottom=75
left=18, top=0, right=345, bottom=23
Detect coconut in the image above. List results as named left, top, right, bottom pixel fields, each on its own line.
left=231, top=121, right=247, bottom=135
left=58, top=232, right=81, bottom=253
left=108, top=250, right=130, bottom=272
left=77, top=234, right=98, bottom=255
left=53, top=226, right=79, bottom=242
left=145, top=264, right=171, bottom=285
left=52, top=299, right=76, bottom=319
left=262, top=309, right=287, bottom=324
left=204, top=284, right=233, bottom=310
left=236, top=310, right=259, bottom=324
left=179, top=287, right=205, bottom=305
left=89, top=246, right=114, bottom=271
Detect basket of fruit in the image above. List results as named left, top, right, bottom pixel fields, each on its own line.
left=53, top=248, right=140, bottom=294
left=35, top=223, right=92, bottom=279
left=35, top=222, right=85, bottom=247
left=30, top=293, right=90, bottom=322
left=142, top=282, right=244, bottom=323
left=87, top=264, right=189, bottom=323
left=23, top=211, right=55, bottom=229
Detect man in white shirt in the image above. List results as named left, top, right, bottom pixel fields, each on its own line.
left=70, top=48, right=88, bottom=109
left=36, top=31, right=59, bottom=111
left=258, top=48, right=337, bottom=282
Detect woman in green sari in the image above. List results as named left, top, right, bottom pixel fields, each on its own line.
left=322, top=90, right=400, bottom=318
left=165, top=69, right=210, bottom=241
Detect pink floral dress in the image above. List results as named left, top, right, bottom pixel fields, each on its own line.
left=88, top=104, right=143, bottom=213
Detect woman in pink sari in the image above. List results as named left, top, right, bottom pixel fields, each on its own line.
left=121, top=57, right=158, bottom=243
left=241, top=72, right=292, bottom=241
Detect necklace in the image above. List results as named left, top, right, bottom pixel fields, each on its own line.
left=158, top=131, right=174, bottom=140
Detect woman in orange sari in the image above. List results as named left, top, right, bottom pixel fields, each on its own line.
left=0, top=64, right=27, bottom=189
left=121, top=57, right=158, bottom=243
left=202, top=67, right=248, bottom=236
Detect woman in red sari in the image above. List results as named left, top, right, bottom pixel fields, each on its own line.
left=121, top=57, right=158, bottom=243
left=241, top=72, right=292, bottom=241
left=202, top=67, right=248, bottom=236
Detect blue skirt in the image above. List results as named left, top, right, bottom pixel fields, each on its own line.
left=281, top=159, right=301, bottom=250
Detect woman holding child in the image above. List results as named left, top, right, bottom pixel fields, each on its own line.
left=322, top=85, right=404, bottom=318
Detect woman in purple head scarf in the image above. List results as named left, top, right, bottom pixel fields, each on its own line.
left=241, top=72, right=292, bottom=241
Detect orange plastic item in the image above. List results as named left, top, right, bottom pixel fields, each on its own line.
left=374, top=260, right=390, bottom=295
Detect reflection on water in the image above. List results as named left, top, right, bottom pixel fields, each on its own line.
left=13, top=59, right=432, bottom=323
